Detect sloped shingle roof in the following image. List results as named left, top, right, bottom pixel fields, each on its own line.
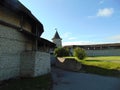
left=52, top=31, right=61, bottom=39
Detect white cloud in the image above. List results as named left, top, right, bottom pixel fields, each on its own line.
left=68, top=37, right=76, bottom=40
left=62, top=32, right=71, bottom=38
left=63, top=41, right=99, bottom=46
left=62, top=32, right=77, bottom=41
left=88, top=8, right=114, bottom=18
left=109, top=35, right=120, bottom=41
left=97, top=8, right=114, bottom=17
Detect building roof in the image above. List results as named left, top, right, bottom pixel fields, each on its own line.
left=0, top=0, right=56, bottom=48
left=52, top=31, right=62, bottom=40
left=0, top=0, right=44, bottom=35
left=38, top=38, right=56, bottom=48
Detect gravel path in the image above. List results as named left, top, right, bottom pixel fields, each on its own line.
left=52, top=67, right=120, bottom=90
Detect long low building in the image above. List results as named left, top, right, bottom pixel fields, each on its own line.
left=0, top=0, right=55, bottom=81
left=64, top=43, right=120, bottom=56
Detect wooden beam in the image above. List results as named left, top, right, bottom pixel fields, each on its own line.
left=35, top=24, right=38, bottom=51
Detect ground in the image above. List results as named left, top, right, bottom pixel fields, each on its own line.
left=0, top=74, right=52, bottom=90
left=52, top=67, right=120, bottom=90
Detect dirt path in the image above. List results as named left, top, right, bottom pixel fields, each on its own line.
left=52, top=67, right=120, bottom=90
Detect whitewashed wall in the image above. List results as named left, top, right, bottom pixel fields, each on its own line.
left=20, top=51, right=51, bottom=77
left=0, top=25, right=32, bottom=81
left=86, top=49, right=120, bottom=56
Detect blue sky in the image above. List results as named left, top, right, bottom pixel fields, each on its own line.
left=19, top=0, right=120, bottom=46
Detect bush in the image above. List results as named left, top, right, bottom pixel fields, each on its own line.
left=54, top=47, right=69, bottom=57
left=73, top=47, right=86, bottom=60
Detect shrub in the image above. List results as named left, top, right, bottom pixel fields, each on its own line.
left=73, top=47, right=86, bottom=60
left=54, top=47, right=69, bottom=57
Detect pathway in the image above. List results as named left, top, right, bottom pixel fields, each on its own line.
left=52, top=67, right=120, bottom=90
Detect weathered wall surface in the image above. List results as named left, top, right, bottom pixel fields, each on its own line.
left=0, top=24, right=32, bottom=81
left=0, top=25, right=32, bottom=53
left=34, top=52, right=51, bottom=76
left=20, top=52, right=35, bottom=77
left=0, top=53, right=20, bottom=81
left=86, top=49, right=120, bottom=56
left=56, top=58, right=82, bottom=71
left=20, top=51, right=51, bottom=77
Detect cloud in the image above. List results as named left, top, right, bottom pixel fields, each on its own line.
left=62, top=32, right=72, bottom=38
left=63, top=41, right=99, bottom=46
left=97, top=8, right=114, bottom=17
left=109, top=35, right=120, bottom=41
left=62, top=32, right=77, bottom=41
left=68, top=37, right=76, bottom=40
left=88, top=8, right=114, bottom=18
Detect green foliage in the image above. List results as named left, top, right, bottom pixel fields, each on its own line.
left=54, top=47, right=69, bottom=57
left=73, top=47, right=86, bottom=60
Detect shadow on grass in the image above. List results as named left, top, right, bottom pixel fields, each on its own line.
left=81, top=64, right=120, bottom=78
left=0, top=74, right=52, bottom=90
left=85, top=60, right=103, bottom=62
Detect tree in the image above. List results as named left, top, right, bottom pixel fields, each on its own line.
left=73, top=47, right=86, bottom=60
left=54, top=47, right=69, bottom=57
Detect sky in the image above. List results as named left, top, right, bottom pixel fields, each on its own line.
left=19, top=0, right=120, bottom=46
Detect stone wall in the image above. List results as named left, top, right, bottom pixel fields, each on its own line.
left=0, top=24, right=32, bottom=81
left=0, top=4, right=51, bottom=81
left=20, top=51, right=51, bottom=77
left=0, top=53, right=20, bottom=81
left=55, top=57, right=82, bottom=71
left=86, top=49, right=120, bottom=56
left=0, top=25, right=51, bottom=80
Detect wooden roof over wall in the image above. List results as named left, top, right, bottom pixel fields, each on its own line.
left=38, top=38, right=56, bottom=48
left=0, top=0, right=44, bottom=35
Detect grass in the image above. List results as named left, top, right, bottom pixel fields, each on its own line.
left=64, top=56, right=120, bottom=77
left=65, top=56, right=120, bottom=70
left=0, top=74, right=52, bottom=90
left=83, top=56, right=120, bottom=70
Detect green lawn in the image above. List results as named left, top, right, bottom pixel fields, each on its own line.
left=0, top=74, right=52, bottom=90
left=82, top=56, right=120, bottom=70
left=65, top=56, right=120, bottom=77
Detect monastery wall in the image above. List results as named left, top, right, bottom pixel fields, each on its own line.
left=0, top=24, right=32, bottom=81
left=20, top=51, right=51, bottom=77
left=86, top=49, right=120, bottom=56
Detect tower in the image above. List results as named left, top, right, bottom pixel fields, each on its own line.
left=52, top=30, right=62, bottom=47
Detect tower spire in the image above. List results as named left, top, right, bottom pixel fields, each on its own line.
left=52, top=29, right=62, bottom=47
left=52, top=28, right=61, bottom=40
